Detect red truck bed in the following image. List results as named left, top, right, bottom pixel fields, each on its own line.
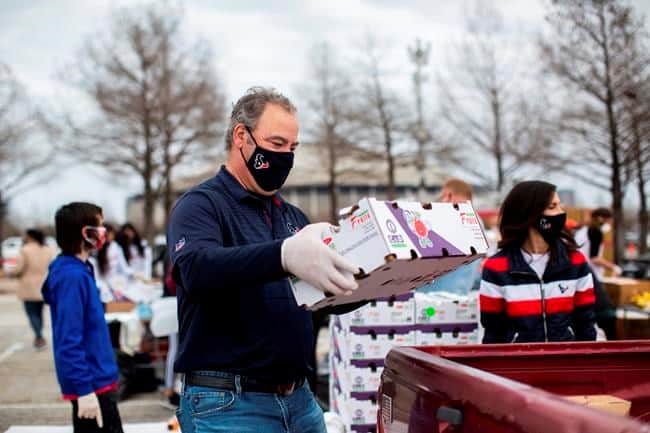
left=378, top=341, right=650, bottom=433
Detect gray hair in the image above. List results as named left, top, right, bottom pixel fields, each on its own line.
left=225, top=87, right=297, bottom=149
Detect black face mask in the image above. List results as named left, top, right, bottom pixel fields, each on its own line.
left=241, top=126, right=294, bottom=192
left=537, top=213, right=567, bottom=244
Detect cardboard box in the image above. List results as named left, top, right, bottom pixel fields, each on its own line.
left=415, top=323, right=479, bottom=346
left=564, top=394, right=631, bottom=416
left=344, top=292, right=415, bottom=328
left=601, top=277, right=650, bottom=306
left=330, top=355, right=383, bottom=397
left=331, top=322, right=415, bottom=361
left=415, top=291, right=479, bottom=324
left=331, top=385, right=378, bottom=427
left=291, top=198, right=488, bottom=310
left=345, top=395, right=378, bottom=426
left=330, top=376, right=378, bottom=433
left=104, top=301, right=136, bottom=313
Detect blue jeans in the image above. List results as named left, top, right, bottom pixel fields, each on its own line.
left=177, top=371, right=327, bottom=433
left=24, top=301, right=44, bottom=339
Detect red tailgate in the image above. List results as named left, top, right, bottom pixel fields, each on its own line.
left=379, top=341, right=650, bottom=433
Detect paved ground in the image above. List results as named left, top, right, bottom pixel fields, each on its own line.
left=0, top=278, right=174, bottom=432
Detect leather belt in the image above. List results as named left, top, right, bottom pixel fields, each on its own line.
left=185, top=372, right=304, bottom=396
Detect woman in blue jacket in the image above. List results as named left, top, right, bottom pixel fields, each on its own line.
left=479, top=181, right=597, bottom=343
left=42, top=202, right=123, bottom=433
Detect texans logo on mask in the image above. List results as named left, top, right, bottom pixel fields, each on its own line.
left=539, top=218, right=551, bottom=230
left=254, top=154, right=270, bottom=170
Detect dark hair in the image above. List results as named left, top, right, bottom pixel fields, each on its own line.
left=116, top=222, right=144, bottom=263
left=25, top=229, right=45, bottom=246
left=97, top=223, right=115, bottom=276
left=225, top=87, right=297, bottom=150
left=591, top=207, right=612, bottom=220
left=55, top=202, right=103, bottom=255
left=498, top=181, right=577, bottom=252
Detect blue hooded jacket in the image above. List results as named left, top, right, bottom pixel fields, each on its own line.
left=42, top=255, right=118, bottom=399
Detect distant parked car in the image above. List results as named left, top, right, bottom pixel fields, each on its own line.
left=1, top=236, right=23, bottom=273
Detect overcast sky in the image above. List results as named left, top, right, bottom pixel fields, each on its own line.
left=2, top=0, right=649, bottom=227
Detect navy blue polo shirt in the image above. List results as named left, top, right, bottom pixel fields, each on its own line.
left=167, top=166, right=312, bottom=381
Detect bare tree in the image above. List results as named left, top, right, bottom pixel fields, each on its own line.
left=437, top=3, right=556, bottom=195
left=352, top=34, right=411, bottom=200
left=153, top=16, right=226, bottom=223
left=540, top=0, right=648, bottom=261
left=64, top=3, right=225, bottom=241
left=623, top=88, right=650, bottom=254
left=0, top=64, right=52, bottom=255
left=300, top=42, right=370, bottom=222
left=620, top=32, right=650, bottom=254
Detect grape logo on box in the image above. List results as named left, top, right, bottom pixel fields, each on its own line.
left=403, top=210, right=433, bottom=248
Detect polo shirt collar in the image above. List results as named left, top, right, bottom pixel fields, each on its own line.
left=216, top=165, right=285, bottom=209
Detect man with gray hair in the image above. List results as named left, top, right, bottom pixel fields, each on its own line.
left=167, top=87, right=360, bottom=432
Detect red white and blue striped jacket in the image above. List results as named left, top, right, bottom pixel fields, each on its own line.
left=479, top=241, right=596, bottom=343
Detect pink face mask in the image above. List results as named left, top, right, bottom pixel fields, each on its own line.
left=82, top=226, right=107, bottom=251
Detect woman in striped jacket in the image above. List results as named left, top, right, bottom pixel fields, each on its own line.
left=480, top=181, right=596, bottom=343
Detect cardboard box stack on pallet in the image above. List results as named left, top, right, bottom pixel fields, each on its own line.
left=329, top=290, right=480, bottom=433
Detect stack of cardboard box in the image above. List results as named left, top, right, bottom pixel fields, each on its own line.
left=329, top=292, right=415, bottom=433
left=328, top=289, right=480, bottom=432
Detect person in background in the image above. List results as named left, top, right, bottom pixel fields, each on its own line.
left=480, top=180, right=596, bottom=343
left=574, top=208, right=618, bottom=340
left=574, top=208, right=622, bottom=278
left=116, top=223, right=152, bottom=280
left=10, top=228, right=55, bottom=349
left=438, top=178, right=474, bottom=204
left=42, top=202, right=123, bottom=433
left=94, top=224, right=133, bottom=301
left=418, top=178, right=481, bottom=295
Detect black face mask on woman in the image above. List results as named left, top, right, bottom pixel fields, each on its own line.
left=536, top=213, right=567, bottom=244
left=241, top=126, right=294, bottom=192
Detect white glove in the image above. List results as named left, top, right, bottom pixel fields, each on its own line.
left=77, top=392, right=103, bottom=428
left=282, top=223, right=359, bottom=296
left=612, top=265, right=623, bottom=276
